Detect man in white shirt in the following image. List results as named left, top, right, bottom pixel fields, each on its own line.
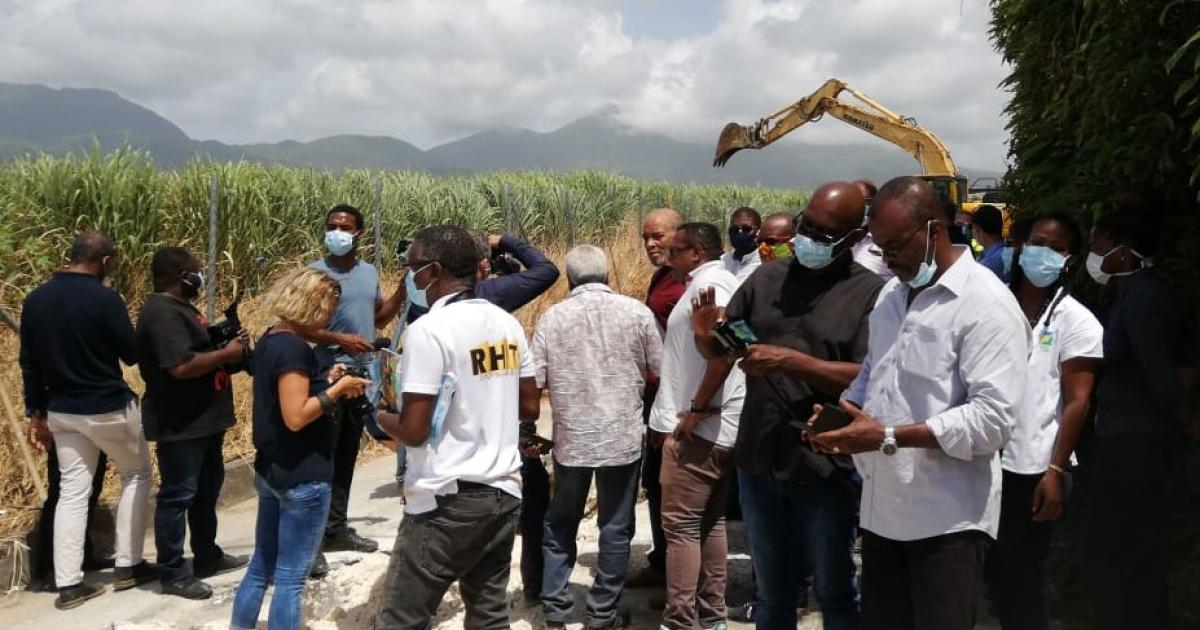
left=811, top=177, right=1028, bottom=630
left=721, top=207, right=762, bottom=280
left=850, top=179, right=894, bottom=281
left=650, top=223, right=744, bottom=630
left=374, top=225, right=540, bottom=630
left=533, top=245, right=663, bottom=629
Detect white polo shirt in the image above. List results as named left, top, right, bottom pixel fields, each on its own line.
left=401, top=292, right=534, bottom=514
left=1003, top=291, right=1103, bottom=474
left=650, top=260, right=744, bottom=447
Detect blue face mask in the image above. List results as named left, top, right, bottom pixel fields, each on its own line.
left=405, top=263, right=435, bottom=308
left=325, top=229, right=355, bottom=256
left=729, top=230, right=758, bottom=259
left=792, top=234, right=837, bottom=270
left=1019, top=245, right=1068, bottom=288
left=906, top=221, right=938, bottom=289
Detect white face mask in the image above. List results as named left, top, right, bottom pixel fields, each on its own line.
left=906, top=220, right=938, bottom=289
left=1086, top=245, right=1143, bottom=285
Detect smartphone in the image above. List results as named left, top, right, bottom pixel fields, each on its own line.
left=520, top=433, right=555, bottom=455
left=713, top=318, right=759, bottom=352
left=788, top=404, right=853, bottom=434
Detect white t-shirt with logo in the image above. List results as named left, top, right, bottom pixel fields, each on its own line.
left=649, top=260, right=744, bottom=447
left=1002, top=291, right=1104, bottom=474
left=401, top=293, right=534, bottom=514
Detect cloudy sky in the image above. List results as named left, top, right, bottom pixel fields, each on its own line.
left=0, top=0, right=1011, bottom=169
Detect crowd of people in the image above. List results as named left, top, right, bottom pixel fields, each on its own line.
left=17, top=175, right=1195, bottom=630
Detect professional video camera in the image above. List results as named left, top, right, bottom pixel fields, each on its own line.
left=207, top=295, right=252, bottom=374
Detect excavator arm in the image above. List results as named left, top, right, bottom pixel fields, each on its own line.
left=714, top=78, right=964, bottom=199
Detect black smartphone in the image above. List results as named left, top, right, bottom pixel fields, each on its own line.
left=713, top=318, right=759, bottom=352
left=519, top=433, right=554, bottom=455
left=789, top=404, right=853, bottom=434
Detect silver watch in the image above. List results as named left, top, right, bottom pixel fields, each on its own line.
left=880, top=426, right=898, bottom=456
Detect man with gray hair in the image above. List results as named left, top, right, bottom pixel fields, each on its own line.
left=534, top=244, right=663, bottom=629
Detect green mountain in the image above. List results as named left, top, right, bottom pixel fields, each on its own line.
left=0, top=82, right=1000, bottom=186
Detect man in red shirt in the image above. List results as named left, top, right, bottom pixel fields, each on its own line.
left=628, top=208, right=684, bottom=590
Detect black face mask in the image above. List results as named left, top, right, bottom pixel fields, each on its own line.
left=181, top=271, right=204, bottom=299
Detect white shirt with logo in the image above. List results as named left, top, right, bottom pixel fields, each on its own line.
left=1003, top=291, right=1103, bottom=474
left=401, top=293, right=534, bottom=514
left=650, top=260, right=744, bottom=447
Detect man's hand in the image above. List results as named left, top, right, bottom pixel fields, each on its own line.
left=337, top=333, right=376, bottom=354
left=691, top=287, right=723, bottom=338
left=27, top=413, right=52, bottom=452
left=809, top=401, right=884, bottom=455
left=488, top=234, right=503, bottom=249
left=739, top=344, right=798, bottom=376
left=222, top=330, right=251, bottom=361
left=388, top=271, right=408, bottom=301
left=673, top=410, right=712, bottom=441
left=1031, top=471, right=1065, bottom=522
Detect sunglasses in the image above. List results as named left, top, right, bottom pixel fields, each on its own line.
left=729, top=225, right=757, bottom=235
left=796, top=221, right=858, bottom=246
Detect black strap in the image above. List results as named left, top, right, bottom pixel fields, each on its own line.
left=444, top=289, right=477, bottom=305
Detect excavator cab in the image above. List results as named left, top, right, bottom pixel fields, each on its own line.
left=921, top=175, right=969, bottom=209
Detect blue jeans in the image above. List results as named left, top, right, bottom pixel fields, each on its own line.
left=155, top=432, right=226, bottom=582
left=542, top=459, right=640, bottom=625
left=738, top=469, right=859, bottom=630
left=231, top=476, right=331, bottom=630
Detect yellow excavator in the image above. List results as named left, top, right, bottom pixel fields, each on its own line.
left=713, top=78, right=969, bottom=207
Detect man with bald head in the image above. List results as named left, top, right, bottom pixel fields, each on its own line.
left=626, top=207, right=685, bottom=589
left=811, top=176, right=1027, bottom=630
left=692, top=181, right=883, bottom=630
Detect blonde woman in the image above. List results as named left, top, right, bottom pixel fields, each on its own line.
left=231, top=268, right=369, bottom=630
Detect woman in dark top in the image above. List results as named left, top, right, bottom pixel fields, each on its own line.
left=231, top=268, right=369, bottom=630
left=1085, top=209, right=1189, bottom=630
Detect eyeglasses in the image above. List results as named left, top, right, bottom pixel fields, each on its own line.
left=795, top=220, right=859, bottom=246
left=729, top=225, right=757, bottom=235
left=876, top=224, right=926, bottom=259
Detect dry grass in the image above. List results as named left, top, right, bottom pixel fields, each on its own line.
left=0, top=221, right=654, bottom=541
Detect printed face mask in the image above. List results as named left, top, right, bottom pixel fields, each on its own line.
left=758, top=240, right=794, bottom=262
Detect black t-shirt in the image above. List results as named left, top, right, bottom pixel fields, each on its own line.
left=252, top=331, right=334, bottom=489
left=725, top=256, right=884, bottom=481
left=136, top=293, right=236, bottom=442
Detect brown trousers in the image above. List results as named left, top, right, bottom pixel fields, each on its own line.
left=660, top=434, right=735, bottom=630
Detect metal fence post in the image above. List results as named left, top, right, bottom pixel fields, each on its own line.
left=505, top=184, right=514, bottom=235
left=206, top=173, right=218, bottom=321
left=374, top=178, right=383, bottom=269
left=565, top=190, right=576, bottom=245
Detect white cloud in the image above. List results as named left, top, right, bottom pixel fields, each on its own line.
left=0, top=0, right=1010, bottom=169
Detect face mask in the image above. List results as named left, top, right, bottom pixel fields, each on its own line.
left=729, top=230, right=758, bottom=259
left=404, top=263, right=435, bottom=308
left=1000, top=246, right=1014, bottom=276
left=792, top=234, right=838, bottom=269
left=1085, top=245, right=1144, bottom=286
left=1019, top=245, right=1067, bottom=288
left=325, top=229, right=355, bottom=256
left=181, top=271, right=205, bottom=298
left=758, top=241, right=793, bottom=262
left=906, top=221, right=938, bottom=289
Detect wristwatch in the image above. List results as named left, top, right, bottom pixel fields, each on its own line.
left=880, top=426, right=898, bottom=456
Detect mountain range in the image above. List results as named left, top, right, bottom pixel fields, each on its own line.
left=0, top=82, right=999, bottom=187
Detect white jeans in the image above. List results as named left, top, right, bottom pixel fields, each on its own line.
left=48, top=401, right=152, bottom=588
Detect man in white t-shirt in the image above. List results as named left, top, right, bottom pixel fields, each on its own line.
left=650, top=223, right=744, bottom=630
left=374, top=225, right=540, bottom=630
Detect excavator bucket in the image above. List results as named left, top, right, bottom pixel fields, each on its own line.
left=713, top=122, right=757, bottom=167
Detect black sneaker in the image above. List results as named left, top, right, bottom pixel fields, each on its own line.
left=194, top=552, right=249, bottom=579
left=81, top=557, right=116, bottom=572
left=55, top=582, right=105, bottom=610
left=587, top=610, right=632, bottom=629
left=113, top=561, right=159, bottom=591
left=323, top=529, right=379, bottom=553
left=161, top=576, right=213, bottom=600
left=729, top=603, right=756, bottom=623
left=309, top=552, right=329, bottom=579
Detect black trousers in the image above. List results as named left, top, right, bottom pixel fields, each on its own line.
left=375, top=484, right=520, bottom=630
left=325, top=409, right=365, bottom=538
left=155, top=432, right=226, bottom=582
left=986, top=470, right=1056, bottom=630
left=860, top=529, right=989, bottom=630
left=35, top=447, right=107, bottom=581
left=1088, top=435, right=1171, bottom=630
left=641, top=436, right=667, bottom=572
left=519, top=455, right=550, bottom=596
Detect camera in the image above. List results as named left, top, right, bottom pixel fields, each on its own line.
left=206, top=296, right=243, bottom=349
left=490, top=252, right=522, bottom=276
left=338, top=338, right=392, bottom=421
